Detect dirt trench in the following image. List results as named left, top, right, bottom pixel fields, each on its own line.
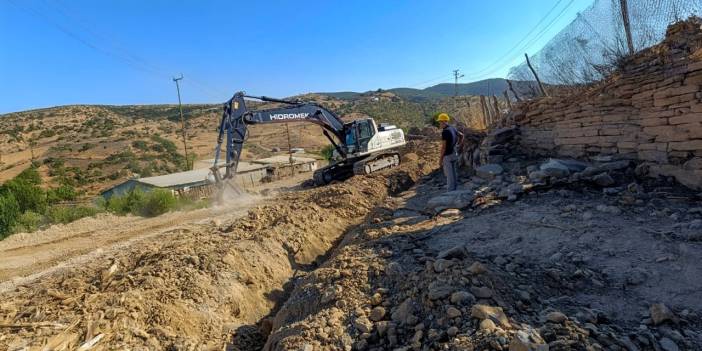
left=0, top=141, right=437, bottom=351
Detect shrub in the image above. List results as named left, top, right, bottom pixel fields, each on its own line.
left=79, top=143, right=95, bottom=152
left=131, top=140, right=149, bottom=151
left=104, top=188, right=146, bottom=215
left=103, top=188, right=185, bottom=217
left=1, top=178, right=46, bottom=214
left=320, top=144, right=336, bottom=160
left=16, top=166, right=42, bottom=185
left=47, top=184, right=77, bottom=203
left=38, top=129, right=56, bottom=138
left=0, top=193, right=20, bottom=238
left=46, top=205, right=101, bottom=224
left=140, top=189, right=177, bottom=217
left=12, top=211, right=44, bottom=233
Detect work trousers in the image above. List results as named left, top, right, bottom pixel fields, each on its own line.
left=442, top=153, right=458, bottom=191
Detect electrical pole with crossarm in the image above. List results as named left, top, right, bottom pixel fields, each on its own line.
left=172, top=74, right=191, bottom=170
left=453, top=69, right=464, bottom=97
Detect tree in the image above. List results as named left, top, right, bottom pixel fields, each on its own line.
left=0, top=193, right=20, bottom=238
left=1, top=178, right=47, bottom=214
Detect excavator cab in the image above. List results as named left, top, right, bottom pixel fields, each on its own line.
left=344, top=118, right=377, bottom=155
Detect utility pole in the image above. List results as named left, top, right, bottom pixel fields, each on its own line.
left=172, top=74, right=190, bottom=170
left=453, top=69, right=464, bottom=97
left=286, top=123, right=294, bottom=177
left=619, top=0, right=635, bottom=55
left=29, top=140, right=36, bottom=163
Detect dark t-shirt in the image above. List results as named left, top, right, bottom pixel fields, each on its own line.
left=442, top=125, right=458, bottom=155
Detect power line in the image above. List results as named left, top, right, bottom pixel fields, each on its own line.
left=8, top=0, right=229, bottom=101
left=404, top=73, right=454, bottom=89
left=462, top=0, right=567, bottom=77
left=519, top=0, right=578, bottom=56
left=463, top=0, right=578, bottom=81
left=397, top=0, right=576, bottom=89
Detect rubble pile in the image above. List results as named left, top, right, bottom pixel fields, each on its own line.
left=263, top=186, right=702, bottom=350
left=512, top=17, right=702, bottom=190
left=262, top=126, right=702, bottom=351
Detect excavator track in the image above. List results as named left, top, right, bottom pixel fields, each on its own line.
left=352, top=152, right=401, bottom=176
left=312, top=153, right=401, bottom=186
left=313, top=162, right=355, bottom=186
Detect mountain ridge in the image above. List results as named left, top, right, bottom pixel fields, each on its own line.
left=321, top=78, right=538, bottom=101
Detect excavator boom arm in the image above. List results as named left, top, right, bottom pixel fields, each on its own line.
left=212, top=92, right=346, bottom=182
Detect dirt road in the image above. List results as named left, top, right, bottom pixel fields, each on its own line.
left=0, top=201, right=255, bottom=292
left=0, top=171, right=320, bottom=292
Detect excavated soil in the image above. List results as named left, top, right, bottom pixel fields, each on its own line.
left=0, top=141, right=437, bottom=351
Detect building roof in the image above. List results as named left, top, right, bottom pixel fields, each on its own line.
left=136, top=168, right=211, bottom=188
left=253, top=155, right=318, bottom=165
left=194, top=159, right=269, bottom=173
left=135, top=161, right=269, bottom=188
left=101, top=160, right=272, bottom=195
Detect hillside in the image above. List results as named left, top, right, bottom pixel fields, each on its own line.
left=321, top=78, right=540, bottom=101
left=1, top=93, right=465, bottom=195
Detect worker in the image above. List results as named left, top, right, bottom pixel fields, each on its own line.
left=436, top=113, right=463, bottom=191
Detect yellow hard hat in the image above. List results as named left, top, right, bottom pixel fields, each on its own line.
left=436, top=113, right=450, bottom=122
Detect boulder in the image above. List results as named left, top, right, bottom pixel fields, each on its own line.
left=528, top=170, right=548, bottom=183
left=427, top=283, right=453, bottom=300
left=470, top=286, right=493, bottom=298
left=369, top=307, right=386, bottom=322
left=471, top=304, right=510, bottom=327
left=509, top=329, right=549, bottom=351
left=540, top=158, right=590, bottom=178
left=683, top=157, right=702, bottom=171
left=546, top=311, right=567, bottom=324
left=446, top=306, right=462, bottom=319
left=391, top=299, right=415, bottom=324
left=592, top=173, right=615, bottom=187
left=354, top=316, right=373, bottom=334
left=426, top=190, right=475, bottom=212
left=540, top=160, right=570, bottom=178
left=650, top=303, right=677, bottom=325
left=450, top=291, right=475, bottom=305
left=659, top=337, right=680, bottom=351
left=433, top=259, right=451, bottom=273
left=437, top=245, right=467, bottom=260
left=479, top=319, right=497, bottom=331
left=476, top=164, right=504, bottom=180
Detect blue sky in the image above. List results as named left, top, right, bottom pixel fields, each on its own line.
left=0, top=0, right=592, bottom=113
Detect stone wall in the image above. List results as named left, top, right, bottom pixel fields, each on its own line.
left=512, top=18, right=702, bottom=189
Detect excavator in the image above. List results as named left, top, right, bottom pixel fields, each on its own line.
left=210, top=92, right=406, bottom=188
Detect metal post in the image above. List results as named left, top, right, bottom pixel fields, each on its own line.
left=619, top=0, right=635, bottom=55
left=173, top=74, right=190, bottom=170
left=503, top=90, right=513, bottom=110
left=492, top=95, right=501, bottom=127
left=506, top=79, right=522, bottom=102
